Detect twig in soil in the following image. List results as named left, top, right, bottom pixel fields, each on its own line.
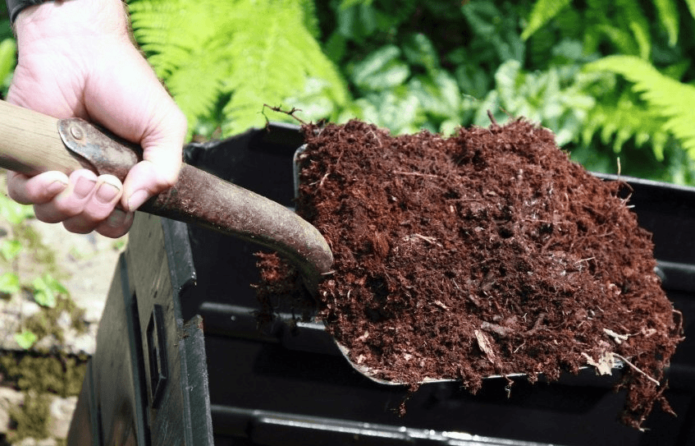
left=316, top=172, right=329, bottom=188
left=575, top=257, right=595, bottom=264
left=481, top=321, right=513, bottom=338
left=432, top=300, right=450, bottom=310
left=487, top=110, right=498, bottom=126
left=474, top=330, right=497, bottom=363
left=411, top=234, right=438, bottom=244
left=524, top=312, right=547, bottom=336
left=612, top=353, right=660, bottom=386
left=367, top=130, right=383, bottom=147
left=262, top=104, right=308, bottom=128
left=499, top=106, right=514, bottom=120
left=604, top=328, right=629, bottom=344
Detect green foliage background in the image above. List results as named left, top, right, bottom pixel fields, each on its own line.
left=3, top=0, right=695, bottom=185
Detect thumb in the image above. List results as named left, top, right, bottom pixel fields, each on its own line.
left=122, top=109, right=187, bottom=212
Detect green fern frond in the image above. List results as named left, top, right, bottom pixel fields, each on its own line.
left=583, top=91, right=669, bottom=159
left=654, top=0, right=679, bottom=46
left=687, top=0, right=695, bottom=20
left=521, top=0, right=572, bottom=40
left=595, top=24, right=640, bottom=56
left=525, top=0, right=666, bottom=58
left=586, top=55, right=695, bottom=156
left=616, top=0, right=651, bottom=59
left=129, top=0, right=347, bottom=139
left=299, top=0, right=320, bottom=39
left=220, top=0, right=347, bottom=134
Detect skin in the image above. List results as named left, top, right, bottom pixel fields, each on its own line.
left=5, top=0, right=187, bottom=238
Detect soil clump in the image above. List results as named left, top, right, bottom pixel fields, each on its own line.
left=255, top=118, right=683, bottom=429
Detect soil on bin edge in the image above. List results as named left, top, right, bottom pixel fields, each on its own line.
left=254, top=118, right=684, bottom=429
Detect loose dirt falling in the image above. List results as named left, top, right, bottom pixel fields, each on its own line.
left=256, top=119, right=684, bottom=429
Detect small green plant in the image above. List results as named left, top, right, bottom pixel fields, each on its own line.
left=31, top=274, right=68, bottom=309
left=13, top=330, right=37, bottom=350
left=0, top=270, right=20, bottom=295
left=0, top=192, right=72, bottom=351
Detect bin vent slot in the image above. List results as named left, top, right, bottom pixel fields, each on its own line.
left=147, top=304, right=168, bottom=408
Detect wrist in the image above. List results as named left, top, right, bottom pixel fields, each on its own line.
left=14, top=0, right=129, bottom=43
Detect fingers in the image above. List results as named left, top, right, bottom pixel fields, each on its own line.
left=94, top=208, right=134, bottom=238
left=7, top=170, right=69, bottom=205
left=19, top=169, right=134, bottom=237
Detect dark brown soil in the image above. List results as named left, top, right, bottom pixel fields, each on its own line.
left=255, top=118, right=684, bottom=429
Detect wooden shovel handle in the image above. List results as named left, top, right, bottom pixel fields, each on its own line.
left=0, top=100, right=333, bottom=293
left=0, top=100, right=82, bottom=175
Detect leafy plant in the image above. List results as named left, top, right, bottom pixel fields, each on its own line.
left=0, top=238, right=22, bottom=261
left=0, top=36, right=16, bottom=95
left=586, top=55, right=695, bottom=157
left=472, top=59, right=601, bottom=146
left=32, top=273, right=68, bottom=309
left=0, top=191, right=71, bottom=349
left=0, top=271, right=20, bottom=294
left=128, top=0, right=347, bottom=138
left=522, top=0, right=690, bottom=59
left=0, top=193, right=34, bottom=226
left=521, top=0, right=572, bottom=41
left=13, top=330, right=37, bottom=350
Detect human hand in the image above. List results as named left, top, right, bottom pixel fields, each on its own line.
left=5, top=0, right=187, bottom=238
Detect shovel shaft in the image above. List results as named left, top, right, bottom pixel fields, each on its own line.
left=0, top=101, right=82, bottom=175
left=0, top=100, right=332, bottom=291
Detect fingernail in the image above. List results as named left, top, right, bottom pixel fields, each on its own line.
left=127, top=190, right=150, bottom=211
left=96, top=182, right=120, bottom=204
left=74, top=177, right=96, bottom=199
left=106, top=209, right=129, bottom=228
left=47, top=180, right=68, bottom=195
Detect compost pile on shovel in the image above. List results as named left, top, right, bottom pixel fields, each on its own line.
left=255, top=118, right=683, bottom=429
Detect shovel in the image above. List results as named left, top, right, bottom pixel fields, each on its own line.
left=0, top=101, right=615, bottom=387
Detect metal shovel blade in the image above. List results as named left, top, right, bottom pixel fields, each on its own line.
left=292, top=145, right=623, bottom=386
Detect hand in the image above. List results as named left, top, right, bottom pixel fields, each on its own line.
left=5, top=0, right=187, bottom=238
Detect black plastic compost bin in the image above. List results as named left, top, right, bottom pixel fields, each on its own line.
left=67, top=124, right=695, bottom=446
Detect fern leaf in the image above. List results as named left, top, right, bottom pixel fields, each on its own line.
left=586, top=56, right=695, bottom=156
left=687, top=0, right=695, bottom=20
left=616, top=0, right=651, bottom=59
left=596, top=24, right=640, bottom=56
left=298, top=0, right=320, bottom=39
left=220, top=0, right=347, bottom=134
left=654, top=0, right=679, bottom=46
left=583, top=91, right=668, bottom=159
left=129, top=0, right=347, bottom=138
left=521, top=0, right=572, bottom=40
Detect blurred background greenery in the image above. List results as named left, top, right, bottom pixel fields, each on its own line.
left=2, top=0, right=694, bottom=184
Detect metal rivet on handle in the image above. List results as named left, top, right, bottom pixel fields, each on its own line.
left=70, top=125, right=84, bottom=140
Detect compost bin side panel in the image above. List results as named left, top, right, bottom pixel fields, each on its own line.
left=125, top=213, right=213, bottom=446
left=66, top=361, right=99, bottom=446
left=77, top=252, right=150, bottom=446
